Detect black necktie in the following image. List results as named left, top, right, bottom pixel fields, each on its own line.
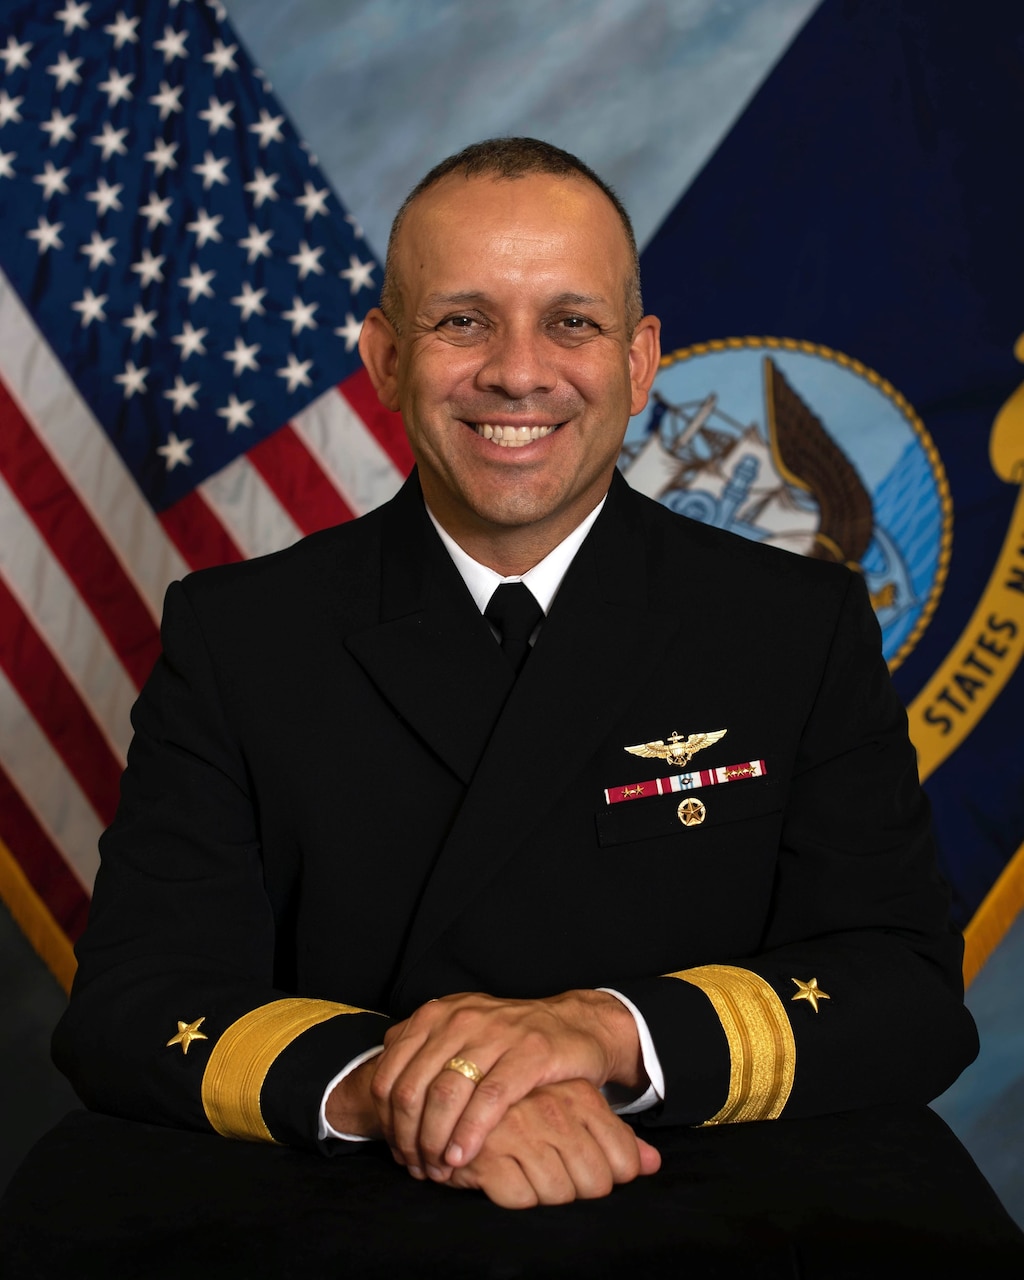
left=484, top=583, right=543, bottom=675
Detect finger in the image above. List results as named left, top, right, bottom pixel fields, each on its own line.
left=441, top=1053, right=544, bottom=1169
left=449, top=1157, right=540, bottom=1210
left=636, top=1135, right=662, bottom=1177
left=391, top=1046, right=499, bottom=1174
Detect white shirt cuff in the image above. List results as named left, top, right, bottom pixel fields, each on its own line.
left=317, top=1045, right=385, bottom=1142
left=597, top=987, right=665, bottom=1114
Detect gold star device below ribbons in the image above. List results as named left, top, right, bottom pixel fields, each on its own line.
left=167, top=1017, right=208, bottom=1055
left=790, top=978, right=830, bottom=1013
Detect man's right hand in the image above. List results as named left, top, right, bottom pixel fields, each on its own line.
left=445, top=1079, right=661, bottom=1209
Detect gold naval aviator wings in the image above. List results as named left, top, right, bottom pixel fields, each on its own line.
left=625, top=729, right=727, bottom=769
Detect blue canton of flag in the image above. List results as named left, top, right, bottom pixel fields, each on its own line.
left=0, top=0, right=378, bottom=510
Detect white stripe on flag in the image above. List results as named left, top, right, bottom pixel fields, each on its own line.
left=0, top=268, right=188, bottom=617
left=200, top=453, right=305, bottom=560
left=292, top=384, right=404, bottom=517
left=0, top=667, right=103, bottom=889
left=0, top=474, right=135, bottom=762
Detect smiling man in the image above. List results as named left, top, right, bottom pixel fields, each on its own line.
left=54, top=139, right=978, bottom=1217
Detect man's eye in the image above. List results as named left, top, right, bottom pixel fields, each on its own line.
left=439, top=315, right=478, bottom=330
left=554, top=315, right=596, bottom=332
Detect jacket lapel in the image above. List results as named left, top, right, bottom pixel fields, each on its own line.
left=393, top=474, right=681, bottom=986
left=344, top=475, right=515, bottom=785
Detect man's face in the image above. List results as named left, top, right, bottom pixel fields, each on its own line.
left=360, top=172, right=660, bottom=558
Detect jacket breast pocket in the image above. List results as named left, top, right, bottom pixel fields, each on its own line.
left=594, top=778, right=781, bottom=848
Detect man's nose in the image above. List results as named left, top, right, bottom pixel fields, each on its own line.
left=475, top=325, right=557, bottom=398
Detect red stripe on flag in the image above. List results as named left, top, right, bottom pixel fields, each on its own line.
left=0, top=764, right=90, bottom=941
left=338, top=367, right=415, bottom=476
left=159, top=489, right=244, bottom=572
left=0, top=377, right=162, bottom=690
left=247, top=424, right=356, bottom=535
left=0, top=578, right=123, bottom=827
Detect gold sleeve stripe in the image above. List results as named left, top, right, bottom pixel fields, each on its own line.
left=201, top=997, right=367, bottom=1142
left=667, top=964, right=795, bottom=1124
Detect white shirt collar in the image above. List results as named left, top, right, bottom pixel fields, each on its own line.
left=425, top=497, right=606, bottom=616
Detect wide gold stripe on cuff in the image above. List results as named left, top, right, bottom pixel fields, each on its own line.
left=202, top=997, right=366, bottom=1142
left=667, top=964, right=795, bottom=1124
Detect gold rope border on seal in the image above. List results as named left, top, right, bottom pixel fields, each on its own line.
left=667, top=964, right=795, bottom=1123
left=656, top=336, right=953, bottom=673
left=202, top=997, right=367, bottom=1142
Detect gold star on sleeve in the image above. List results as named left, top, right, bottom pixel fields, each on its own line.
left=790, top=977, right=830, bottom=1013
left=167, top=1016, right=208, bottom=1055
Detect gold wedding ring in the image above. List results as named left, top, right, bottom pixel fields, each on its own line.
left=443, top=1056, right=484, bottom=1084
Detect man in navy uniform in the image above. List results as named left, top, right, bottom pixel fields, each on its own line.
left=54, top=138, right=977, bottom=1211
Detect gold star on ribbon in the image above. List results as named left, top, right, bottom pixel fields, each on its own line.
left=167, top=1016, right=208, bottom=1055
left=790, top=978, right=830, bottom=1013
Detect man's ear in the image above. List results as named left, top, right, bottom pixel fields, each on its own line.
left=628, top=315, right=662, bottom=417
left=358, top=308, right=401, bottom=412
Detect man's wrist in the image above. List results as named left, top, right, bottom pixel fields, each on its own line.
left=323, top=1053, right=385, bottom=1140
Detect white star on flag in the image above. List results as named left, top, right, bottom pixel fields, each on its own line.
left=0, top=36, right=32, bottom=74
left=283, top=296, right=319, bottom=335
left=289, top=240, right=325, bottom=279
left=80, top=231, right=116, bottom=269
left=114, top=360, right=149, bottom=399
left=340, top=255, right=375, bottom=293
left=27, top=216, right=64, bottom=254
left=198, top=96, right=234, bottom=134
left=98, top=69, right=134, bottom=106
left=334, top=313, right=363, bottom=353
left=186, top=208, right=223, bottom=246
left=33, top=161, right=70, bottom=198
left=104, top=10, right=140, bottom=48
left=223, top=337, right=260, bottom=375
left=131, top=248, right=166, bottom=285
left=295, top=181, right=329, bottom=220
left=144, top=137, right=179, bottom=174
left=91, top=123, right=129, bottom=160
left=217, top=394, right=255, bottom=432
left=277, top=353, right=313, bottom=392
left=163, top=376, right=200, bottom=415
left=0, top=91, right=24, bottom=126
left=156, top=431, right=194, bottom=469
left=149, top=80, right=184, bottom=120
left=71, top=288, right=108, bottom=327
left=204, top=38, right=238, bottom=76
left=193, top=150, right=229, bottom=190
left=172, top=322, right=209, bottom=360
left=153, top=25, right=189, bottom=64
left=40, top=109, right=76, bottom=147
left=238, top=223, right=272, bottom=262
left=179, top=263, right=216, bottom=302
left=47, top=52, right=84, bottom=90
left=139, top=193, right=172, bottom=229
left=244, top=166, right=278, bottom=206
left=87, top=176, right=123, bottom=213
left=55, top=2, right=90, bottom=35
left=0, top=150, right=15, bottom=180
left=249, top=108, right=284, bottom=147
left=231, top=282, right=267, bottom=319
left=123, top=303, right=158, bottom=342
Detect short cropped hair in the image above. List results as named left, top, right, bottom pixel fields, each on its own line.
left=380, top=137, right=642, bottom=333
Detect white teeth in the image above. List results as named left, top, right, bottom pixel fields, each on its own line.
left=474, top=423, right=555, bottom=448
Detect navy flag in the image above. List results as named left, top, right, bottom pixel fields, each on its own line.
left=628, top=0, right=1024, bottom=979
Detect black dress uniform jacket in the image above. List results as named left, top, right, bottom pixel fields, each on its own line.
left=53, top=470, right=978, bottom=1150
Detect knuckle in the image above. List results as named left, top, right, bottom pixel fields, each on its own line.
left=390, top=1081, right=420, bottom=1115
left=427, top=1075, right=463, bottom=1108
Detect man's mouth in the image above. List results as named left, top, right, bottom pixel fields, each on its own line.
left=472, top=423, right=559, bottom=449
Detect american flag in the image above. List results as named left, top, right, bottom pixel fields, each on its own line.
left=0, top=0, right=412, bottom=987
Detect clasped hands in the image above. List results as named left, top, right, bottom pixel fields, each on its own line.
left=327, top=990, right=661, bottom=1209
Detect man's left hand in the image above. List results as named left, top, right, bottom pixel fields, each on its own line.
left=369, top=990, right=646, bottom=1180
